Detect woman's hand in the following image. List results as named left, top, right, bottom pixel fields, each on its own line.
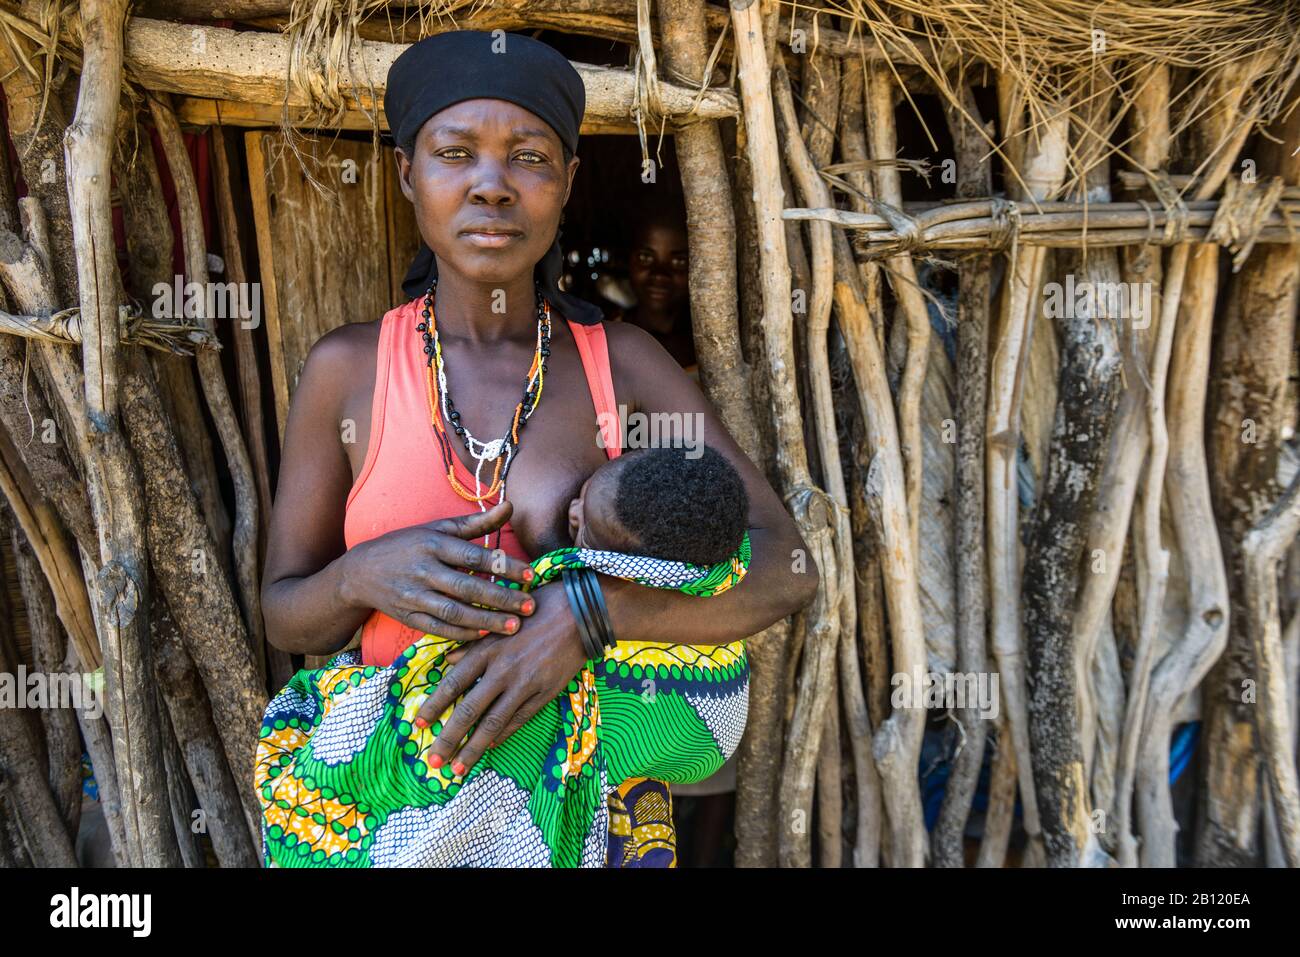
left=338, top=499, right=538, bottom=643
left=413, top=580, right=588, bottom=774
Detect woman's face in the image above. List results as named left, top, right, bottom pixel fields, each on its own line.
left=394, top=98, right=580, bottom=286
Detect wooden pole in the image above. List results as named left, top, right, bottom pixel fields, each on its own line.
left=728, top=0, right=840, bottom=866
left=981, top=89, right=1070, bottom=869
left=10, top=524, right=82, bottom=836
left=835, top=55, right=885, bottom=869
left=116, top=18, right=738, bottom=123
left=724, top=65, right=788, bottom=870
left=150, top=593, right=262, bottom=867
left=657, top=0, right=760, bottom=458
left=794, top=41, right=849, bottom=870
left=118, top=347, right=268, bottom=844
left=658, top=0, right=796, bottom=866
left=864, top=63, right=928, bottom=561
left=1022, top=76, right=1123, bottom=868
left=118, top=140, right=234, bottom=567
left=771, top=59, right=847, bottom=869
left=1134, top=56, right=1267, bottom=867
left=0, top=137, right=97, bottom=556
left=61, top=0, right=176, bottom=867
left=0, top=575, right=78, bottom=867
left=1092, top=63, right=1170, bottom=867
left=150, top=95, right=266, bottom=684
left=0, top=431, right=100, bottom=671
left=932, top=83, right=993, bottom=868
left=210, top=126, right=296, bottom=690
left=1242, top=474, right=1300, bottom=866
left=66, top=0, right=125, bottom=428
left=1201, top=76, right=1300, bottom=868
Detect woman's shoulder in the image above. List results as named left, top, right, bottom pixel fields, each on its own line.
left=293, top=317, right=385, bottom=420
left=602, top=318, right=698, bottom=406
left=602, top=314, right=662, bottom=362
left=303, top=318, right=383, bottom=377
left=306, top=300, right=413, bottom=366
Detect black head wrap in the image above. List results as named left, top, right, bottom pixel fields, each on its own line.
left=384, top=30, right=604, bottom=325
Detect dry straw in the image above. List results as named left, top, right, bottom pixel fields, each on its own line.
left=787, top=0, right=1300, bottom=197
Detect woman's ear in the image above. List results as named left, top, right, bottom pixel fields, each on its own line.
left=394, top=146, right=415, bottom=203
left=562, top=153, right=580, bottom=206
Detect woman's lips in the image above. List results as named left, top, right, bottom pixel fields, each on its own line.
left=461, top=230, right=522, bottom=248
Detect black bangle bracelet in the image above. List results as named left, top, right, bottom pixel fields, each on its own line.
left=562, top=569, right=603, bottom=661
left=572, top=569, right=602, bottom=650
left=561, top=570, right=593, bottom=658
left=574, top=572, right=608, bottom=655
left=577, top=568, right=616, bottom=650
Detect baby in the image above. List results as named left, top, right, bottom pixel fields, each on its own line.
left=452, top=442, right=749, bottom=658
left=565, top=443, right=749, bottom=566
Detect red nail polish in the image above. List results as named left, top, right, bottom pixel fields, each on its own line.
left=478, top=629, right=489, bottom=636
left=414, top=717, right=428, bottom=729
left=507, top=617, right=520, bottom=631
left=429, top=754, right=444, bottom=769
left=452, top=761, right=466, bottom=776
left=523, top=569, right=535, bottom=581
left=522, top=600, right=535, bottom=614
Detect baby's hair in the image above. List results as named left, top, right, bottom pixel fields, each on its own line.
left=612, top=445, right=748, bottom=567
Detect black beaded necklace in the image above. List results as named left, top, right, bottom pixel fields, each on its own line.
left=418, top=279, right=553, bottom=551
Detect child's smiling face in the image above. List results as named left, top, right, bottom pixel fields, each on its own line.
left=568, top=460, right=638, bottom=552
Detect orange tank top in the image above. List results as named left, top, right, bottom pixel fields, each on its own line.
left=344, top=299, right=622, bottom=667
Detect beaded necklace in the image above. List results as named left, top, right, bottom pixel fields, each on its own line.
left=418, top=280, right=552, bottom=553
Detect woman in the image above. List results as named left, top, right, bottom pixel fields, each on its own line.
left=260, top=29, right=819, bottom=866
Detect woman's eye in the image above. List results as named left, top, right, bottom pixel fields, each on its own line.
left=516, top=151, right=545, bottom=164
left=671, top=255, right=689, bottom=271
left=437, top=147, right=470, bottom=159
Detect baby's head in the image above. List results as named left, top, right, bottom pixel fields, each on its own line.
left=567, top=445, right=748, bottom=567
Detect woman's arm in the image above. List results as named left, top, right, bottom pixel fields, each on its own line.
left=598, top=320, right=821, bottom=642
left=261, top=325, right=536, bottom=657
left=261, top=325, right=374, bottom=656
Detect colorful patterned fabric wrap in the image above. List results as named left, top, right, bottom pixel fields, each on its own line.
left=255, top=532, right=751, bottom=867
left=605, top=777, right=678, bottom=867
